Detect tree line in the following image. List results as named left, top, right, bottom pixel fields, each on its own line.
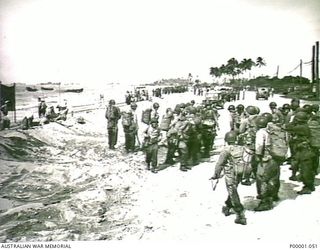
left=209, top=57, right=266, bottom=81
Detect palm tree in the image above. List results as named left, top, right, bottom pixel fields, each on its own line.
left=209, top=67, right=221, bottom=82
left=256, top=57, right=266, bottom=67
left=255, top=57, right=266, bottom=78
left=226, top=58, right=240, bottom=80
left=239, top=58, right=255, bottom=79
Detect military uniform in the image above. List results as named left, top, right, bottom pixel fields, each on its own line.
left=144, top=121, right=161, bottom=172
left=105, top=103, right=121, bottom=149
left=255, top=126, right=281, bottom=211
left=286, top=120, right=316, bottom=194
left=212, top=141, right=247, bottom=225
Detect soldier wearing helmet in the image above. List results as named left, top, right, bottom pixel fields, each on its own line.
left=269, top=102, right=284, bottom=125
left=210, top=131, right=247, bottom=225
left=123, top=102, right=139, bottom=152
left=150, top=102, right=160, bottom=123
left=143, top=118, right=162, bottom=173
left=227, top=105, right=237, bottom=131
left=105, top=99, right=121, bottom=149
left=254, top=115, right=281, bottom=211
left=234, top=104, right=246, bottom=130
left=238, top=105, right=260, bottom=185
left=285, top=111, right=316, bottom=194
left=281, top=104, right=291, bottom=125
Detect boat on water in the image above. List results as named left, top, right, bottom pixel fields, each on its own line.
left=41, top=86, right=54, bottom=91
left=26, top=86, right=38, bottom=92
left=63, top=88, right=84, bottom=93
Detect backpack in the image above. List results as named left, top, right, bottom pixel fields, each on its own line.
left=106, top=106, right=120, bottom=120
left=307, top=120, right=320, bottom=148
left=159, top=115, right=172, bottom=131
left=141, top=109, right=152, bottom=125
left=227, top=145, right=249, bottom=177
left=122, top=112, right=133, bottom=127
left=267, top=123, right=288, bottom=161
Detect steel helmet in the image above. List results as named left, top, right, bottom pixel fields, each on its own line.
left=246, top=105, right=257, bottom=115
left=109, top=99, right=116, bottom=105
left=188, top=106, right=197, bottom=115
left=228, top=105, right=236, bottom=111
left=294, top=112, right=308, bottom=123
left=224, top=131, right=238, bottom=143
left=236, top=104, right=244, bottom=110
left=255, top=116, right=269, bottom=128
left=261, top=112, right=273, bottom=123
left=130, top=102, right=137, bottom=108
left=282, top=103, right=291, bottom=110
left=153, top=102, right=160, bottom=109
left=269, top=102, right=277, bottom=108
left=302, top=104, right=312, bottom=114
left=311, top=104, right=319, bottom=112
left=150, top=118, right=159, bottom=124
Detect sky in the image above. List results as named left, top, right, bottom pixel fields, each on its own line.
left=0, top=0, right=319, bottom=86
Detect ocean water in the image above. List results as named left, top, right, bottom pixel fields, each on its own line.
left=12, top=83, right=138, bottom=120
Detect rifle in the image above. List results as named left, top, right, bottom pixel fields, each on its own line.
left=210, top=178, right=220, bottom=191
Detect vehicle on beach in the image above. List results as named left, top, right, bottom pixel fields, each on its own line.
left=204, top=90, right=224, bottom=109
left=256, top=87, right=270, bottom=100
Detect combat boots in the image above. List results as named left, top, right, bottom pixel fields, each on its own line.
left=222, top=206, right=235, bottom=216
left=254, top=201, right=272, bottom=211
left=234, top=212, right=247, bottom=225
left=297, top=186, right=314, bottom=195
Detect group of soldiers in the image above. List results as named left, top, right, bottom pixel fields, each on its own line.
left=104, top=95, right=319, bottom=226
left=104, top=98, right=220, bottom=173
left=211, top=99, right=320, bottom=225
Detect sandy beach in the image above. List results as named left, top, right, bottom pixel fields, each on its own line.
left=0, top=89, right=320, bottom=246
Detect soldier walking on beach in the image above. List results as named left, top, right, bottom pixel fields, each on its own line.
left=143, top=118, right=161, bottom=173
left=254, top=114, right=281, bottom=211
left=210, top=131, right=247, bottom=225
left=105, top=99, right=121, bottom=149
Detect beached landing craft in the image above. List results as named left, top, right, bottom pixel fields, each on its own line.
left=63, top=88, right=84, bottom=93
left=40, top=86, right=54, bottom=91
left=26, top=86, right=38, bottom=92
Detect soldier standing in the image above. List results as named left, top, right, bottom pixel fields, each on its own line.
left=105, top=99, right=121, bottom=149
left=143, top=118, right=161, bottom=173
left=210, top=131, right=247, bottom=225
left=238, top=105, right=259, bottom=185
left=254, top=115, right=281, bottom=211
left=285, top=112, right=316, bottom=194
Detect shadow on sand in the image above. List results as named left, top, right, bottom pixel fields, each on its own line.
left=243, top=177, right=320, bottom=211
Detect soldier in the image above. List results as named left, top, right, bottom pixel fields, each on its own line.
left=105, top=99, right=121, bottom=149
left=238, top=105, right=259, bottom=185
left=130, top=102, right=139, bottom=149
left=254, top=115, right=281, bottom=211
left=281, top=104, right=291, bottom=125
left=210, top=131, right=247, bottom=225
left=201, top=108, right=218, bottom=158
left=0, top=100, right=10, bottom=130
left=122, top=110, right=135, bottom=153
left=285, top=112, right=316, bottom=194
left=176, top=112, right=191, bottom=171
left=228, top=105, right=236, bottom=131
left=234, top=104, right=246, bottom=130
left=143, top=118, right=161, bottom=173
left=151, top=102, right=160, bottom=122
left=269, top=102, right=284, bottom=125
